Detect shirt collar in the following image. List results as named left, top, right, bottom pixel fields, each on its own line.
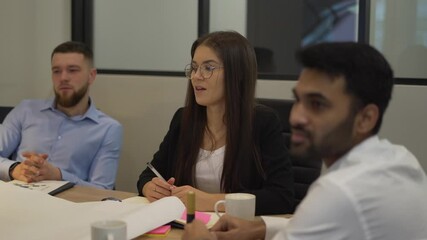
left=41, top=98, right=100, bottom=124
left=325, top=135, right=379, bottom=174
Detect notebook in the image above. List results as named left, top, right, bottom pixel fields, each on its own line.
left=8, top=180, right=75, bottom=195
left=0, top=182, right=185, bottom=240
left=123, top=196, right=218, bottom=235
left=144, top=210, right=213, bottom=237
left=172, top=210, right=213, bottom=228
left=143, top=225, right=171, bottom=237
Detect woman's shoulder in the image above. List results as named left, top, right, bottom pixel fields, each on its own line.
left=253, top=104, right=284, bottom=133
left=254, top=104, right=281, bottom=121
left=172, top=107, right=185, bottom=118
left=167, top=107, right=185, bottom=129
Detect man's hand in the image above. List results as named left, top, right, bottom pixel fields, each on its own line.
left=211, top=215, right=266, bottom=240
left=182, top=220, right=216, bottom=240
left=11, top=152, right=61, bottom=182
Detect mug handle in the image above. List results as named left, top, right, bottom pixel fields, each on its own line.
left=214, top=200, right=226, bottom=218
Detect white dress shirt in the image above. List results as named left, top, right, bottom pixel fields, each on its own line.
left=263, top=135, right=427, bottom=240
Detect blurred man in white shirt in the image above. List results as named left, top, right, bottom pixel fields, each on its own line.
left=182, top=42, right=427, bottom=240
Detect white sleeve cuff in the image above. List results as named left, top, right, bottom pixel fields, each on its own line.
left=261, top=216, right=291, bottom=240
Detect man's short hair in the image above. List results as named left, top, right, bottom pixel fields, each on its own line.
left=51, top=41, right=94, bottom=67
left=296, top=42, right=394, bottom=134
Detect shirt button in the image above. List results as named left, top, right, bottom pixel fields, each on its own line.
left=58, top=136, right=62, bottom=140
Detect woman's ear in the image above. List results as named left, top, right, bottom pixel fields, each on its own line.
left=355, top=103, right=379, bottom=135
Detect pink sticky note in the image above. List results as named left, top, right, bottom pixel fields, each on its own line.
left=181, top=210, right=211, bottom=224
left=146, top=225, right=171, bottom=234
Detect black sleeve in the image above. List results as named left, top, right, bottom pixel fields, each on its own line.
left=137, top=108, right=183, bottom=195
left=242, top=106, right=295, bottom=215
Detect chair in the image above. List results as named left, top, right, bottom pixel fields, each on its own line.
left=0, top=106, right=13, bottom=123
left=257, top=98, right=321, bottom=210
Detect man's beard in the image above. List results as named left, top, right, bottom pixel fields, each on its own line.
left=54, top=83, right=89, bottom=108
left=290, top=112, right=356, bottom=162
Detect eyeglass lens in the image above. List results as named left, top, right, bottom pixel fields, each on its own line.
left=185, top=64, right=218, bottom=79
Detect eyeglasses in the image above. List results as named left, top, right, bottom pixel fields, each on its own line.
left=184, top=63, right=223, bottom=80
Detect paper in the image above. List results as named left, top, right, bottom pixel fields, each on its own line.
left=121, top=195, right=150, bottom=204
left=123, top=196, right=219, bottom=228
left=8, top=179, right=74, bottom=195
left=0, top=181, right=185, bottom=240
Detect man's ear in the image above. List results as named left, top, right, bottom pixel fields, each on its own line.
left=89, top=68, right=97, bottom=85
left=355, top=104, right=379, bottom=134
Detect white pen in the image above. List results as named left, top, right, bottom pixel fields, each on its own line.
left=147, top=162, right=166, bottom=182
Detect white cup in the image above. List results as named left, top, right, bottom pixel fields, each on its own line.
left=91, top=220, right=127, bottom=240
left=214, top=193, right=256, bottom=220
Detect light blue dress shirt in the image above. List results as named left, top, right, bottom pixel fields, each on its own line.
left=0, top=99, right=123, bottom=189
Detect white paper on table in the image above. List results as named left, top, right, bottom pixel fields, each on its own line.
left=121, top=195, right=150, bottom=205
left=7, top=179, right=74, bottom=195
left=0, top=181, right=185, bottom=240
left=122, top=196, right=220, bottom=228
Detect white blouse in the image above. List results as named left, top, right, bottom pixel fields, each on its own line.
left=195, top=145, right=225, bottom=193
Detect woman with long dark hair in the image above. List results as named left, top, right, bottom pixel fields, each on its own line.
left=137, top=31, right=294, bottom=215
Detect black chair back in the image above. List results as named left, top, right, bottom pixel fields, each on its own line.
left=257, top=98, right=321, bottom=210
left=0, top=106, right=13, bottom=123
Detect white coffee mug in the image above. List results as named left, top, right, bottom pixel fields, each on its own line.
left=91, top=220, right=127, bottom=240
left=214, top=193, right=256, bottom=220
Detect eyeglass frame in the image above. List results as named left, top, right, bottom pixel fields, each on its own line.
left=184, top=63, right=224, bottom=80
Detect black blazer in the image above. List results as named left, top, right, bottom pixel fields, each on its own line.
left=137, top=105, right=294, bottom=215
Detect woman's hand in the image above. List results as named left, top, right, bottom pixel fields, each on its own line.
left=171, top=186, right=225, bottom=211
left=142, top=177, right=175, bottom=202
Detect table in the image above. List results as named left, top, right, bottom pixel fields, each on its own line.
left=55, top=185, right=137, bottom=202
left=56, top=186, right=291, bottom=240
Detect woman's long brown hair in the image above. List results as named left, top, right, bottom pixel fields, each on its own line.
left=174, top=31, right=264, bottom=192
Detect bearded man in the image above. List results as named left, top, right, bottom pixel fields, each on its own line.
left=0, top=41, right=123, bottom=189
left=182, top=42, right=427, bottom=240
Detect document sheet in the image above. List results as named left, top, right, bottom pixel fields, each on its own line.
left=0, top=181, right=185, bottom=240
left=8, top=179, right=74, bottom=195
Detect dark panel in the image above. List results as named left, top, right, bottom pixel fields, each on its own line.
left=198, top=0, right=210, bottom=37
left=71, top=0, right=93, bottom=48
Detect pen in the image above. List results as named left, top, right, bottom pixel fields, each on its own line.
left=187, top=191, right=195, bottom=223
left=146, top=162, right=166, bottom=182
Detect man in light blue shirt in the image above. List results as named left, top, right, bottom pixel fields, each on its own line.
left=0, top=41, right=123, bottom=189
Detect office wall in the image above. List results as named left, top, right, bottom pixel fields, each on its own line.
left=93, top=0, right=247, bottom=72
left=0, top=0, right=71, bottom=105
left=93, top=1, right=198, bottom=71
left=0, top=1, right=426, bottom=193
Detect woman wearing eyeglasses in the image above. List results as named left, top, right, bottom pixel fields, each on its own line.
left=137, top=31, right=294, bottom=215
